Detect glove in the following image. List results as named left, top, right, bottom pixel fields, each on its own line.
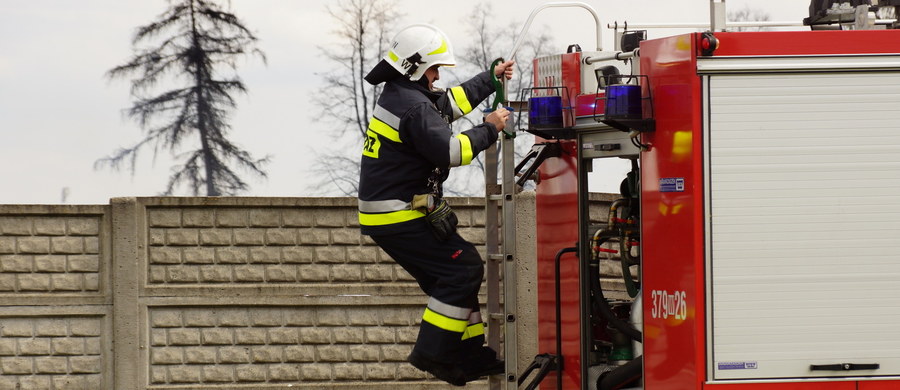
left=425, top=199, right=458, bottom=241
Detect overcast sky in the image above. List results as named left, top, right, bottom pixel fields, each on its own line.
left=0, top=0, right=809, bottom=205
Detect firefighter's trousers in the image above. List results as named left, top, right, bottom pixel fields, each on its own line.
left=372, top=228, right=486, bottom=364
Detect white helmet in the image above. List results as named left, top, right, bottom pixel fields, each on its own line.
left=365, top=24, right=456, bottom=84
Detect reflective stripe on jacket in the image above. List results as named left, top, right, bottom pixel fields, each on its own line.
left=358, top=71, right=499, bottom=235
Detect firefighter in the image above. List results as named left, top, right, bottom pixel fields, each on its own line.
left=359, top=23, right=514, bottom=386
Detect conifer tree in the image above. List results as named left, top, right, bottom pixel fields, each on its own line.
left=100, top=0, right=267, bottom=196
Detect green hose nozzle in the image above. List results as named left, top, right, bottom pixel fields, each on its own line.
left=489, top=58, right=515, bottom=139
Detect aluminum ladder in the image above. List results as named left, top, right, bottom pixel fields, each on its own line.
left=485, top=117, right=518, bottom=390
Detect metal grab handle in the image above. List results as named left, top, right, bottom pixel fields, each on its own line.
left=507, top=2, right=602, bottom=61
left=504, top=2, right=601, bottom=104
left=513, top=148, right=540, bottom=177
left=514, top=143, right=562, bottom=188
left=518, top=353, right=559, bottom=390
left=810, top=363, right=880, bottom=371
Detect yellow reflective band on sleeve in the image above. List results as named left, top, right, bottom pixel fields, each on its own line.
left=450, top=86, right=473, bottom=115
left=456, top=134, right=473, bottom=166
left=369, top=118, right=401, bottom=143
left=422, top=308, right=468, bottom=333
left=358, top=210, right=425, bottom=226
left=460, top=322, right=485, bottom=341
left=428, top=39, right=448, bottom=56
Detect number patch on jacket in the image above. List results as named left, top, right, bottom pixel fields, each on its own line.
left=362, top=130, right=381, bottom=158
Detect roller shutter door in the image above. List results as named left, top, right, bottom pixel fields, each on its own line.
left=707, top=71, right=900, bottom=380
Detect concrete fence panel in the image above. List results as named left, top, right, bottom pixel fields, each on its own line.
left=0, top=205, right=112, bottom=390
left=0, top=194, right=617, bottom=390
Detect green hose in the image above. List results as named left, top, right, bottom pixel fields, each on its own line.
left=489, top=58, right=505, bottom=110
left=489, top=58, right=515, bottom=139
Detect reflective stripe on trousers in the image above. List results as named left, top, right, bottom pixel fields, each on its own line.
left=358, top=210, right=425, bottom=226
left=358, top=198, right=425, bottom=226
left=461, top=311, right=485, bottom=341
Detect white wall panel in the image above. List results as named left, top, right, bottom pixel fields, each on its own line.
left=707, top=71, right=900, bottom=381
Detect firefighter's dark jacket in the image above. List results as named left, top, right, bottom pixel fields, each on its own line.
left=358, top=71, right=499, bottom=236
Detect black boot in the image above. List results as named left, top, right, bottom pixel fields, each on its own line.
left=408, top=350, right=467, bottom=387
left=461, top=346, right=505, bottom=382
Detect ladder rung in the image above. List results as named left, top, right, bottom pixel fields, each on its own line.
left=488, top=313, right=505, bottom=320
left=487, top=195, right=504, bottom=201
left=488, top=254, right=504, bottom=261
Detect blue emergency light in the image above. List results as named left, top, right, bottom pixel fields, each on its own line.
left=604, top=84, right=642, bottom=119
left=528, top=96, right=563, bottom=129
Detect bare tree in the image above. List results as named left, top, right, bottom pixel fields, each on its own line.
left=307, top=0, right=399, bottom=196
left=309, top=0, right=553, bottom=196
left=441, top=2, right=554, bottom=196
left=99, top=0, right=268, bottom=196
left=313, top=155, right=362, bottom=197
left=728, top=6, right=772, bottom=31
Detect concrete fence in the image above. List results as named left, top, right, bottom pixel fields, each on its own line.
left=0, top=194, right=620, bottom=390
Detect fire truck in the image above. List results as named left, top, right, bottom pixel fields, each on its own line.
left=482, top=1, right=900, bottom=389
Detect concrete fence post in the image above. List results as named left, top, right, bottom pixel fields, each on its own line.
left=112, top=197, right=142, bottom=390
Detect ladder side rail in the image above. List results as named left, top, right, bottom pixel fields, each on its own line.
left=484, top=141, right=502, bottom=390
left=501, top=123, right=518, bottom=389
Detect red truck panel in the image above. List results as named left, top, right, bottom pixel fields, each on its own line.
left=535, top=140, right=580, bottom=389
left=705, top=381, right=856, bottom=390
left=639, top=33, right=706, bottom=390
left=533, top=29, right=900, bottom=389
